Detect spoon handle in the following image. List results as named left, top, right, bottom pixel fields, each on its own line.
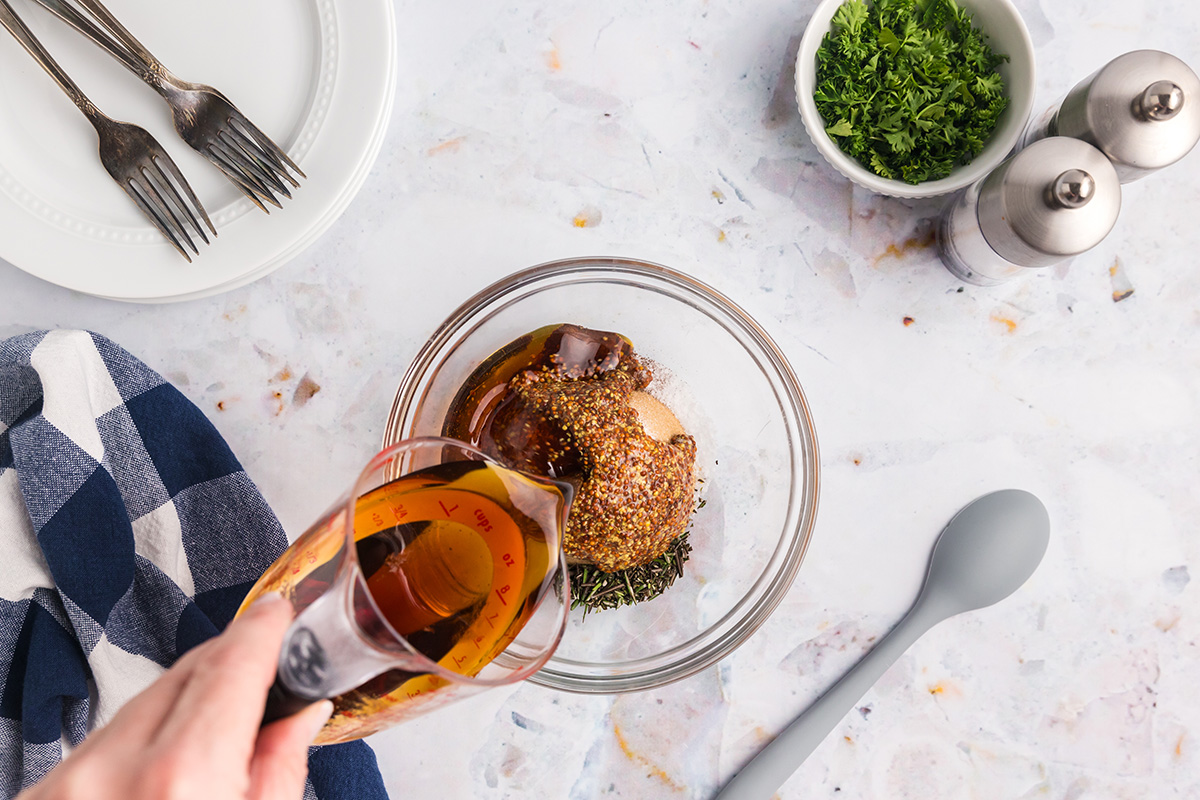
left=715, top=595, right=950, bottom=800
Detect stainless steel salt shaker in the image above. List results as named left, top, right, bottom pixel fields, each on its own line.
left=1020, top=50, right=1200, bottom=182
left=938, top=137, right=1121, bottom=286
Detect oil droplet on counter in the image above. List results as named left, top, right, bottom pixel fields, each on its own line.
left=927, top=679, right=962, bottom=698
left=572, top=206, right=602, bottom=228
left=1109, top=258, right=1135, bottom=302
left=612, top=722, right=684, bottom=791
left=872, top=227, right=935, bottom=266
left=990, top=314, right=1018, bottom=334
left=427, top=136, right=465, bottom=157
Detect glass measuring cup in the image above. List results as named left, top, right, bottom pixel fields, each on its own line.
left=236, top=437, right=573, bottom=744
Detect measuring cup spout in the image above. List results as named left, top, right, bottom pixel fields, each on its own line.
left=551, top=476, right=576, bottom=511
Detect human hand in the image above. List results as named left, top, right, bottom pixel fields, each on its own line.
left=21, top=593, right=331, bottom=800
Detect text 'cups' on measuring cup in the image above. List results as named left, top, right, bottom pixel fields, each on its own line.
left=236, top=437, right=574, bottom=744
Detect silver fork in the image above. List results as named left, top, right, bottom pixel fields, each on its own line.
left=32, top=0, right=305, bottom=212
left=0, top=0, right=212, bottom=260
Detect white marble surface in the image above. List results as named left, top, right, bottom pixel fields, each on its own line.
left=4, top=0, right=1200, bottom=797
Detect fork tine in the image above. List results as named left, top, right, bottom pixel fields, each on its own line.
left=217, top=129, right=292, bottom=199
left=122, top=179, right=191, bottom=262
left=206, top=139, right=273, bottom=199
left=152, top=152, right=216, bottom=238
left=204, top=145, right=276, bottom=212
left=225, top=122, right=301, bottom=190
left=208, top=142, right=282, bottom=209
left=145, top=160, right=208, bottom=246
left=136, top=168, right=198, bottom=255
left=227, top=112, right=305, bottom=181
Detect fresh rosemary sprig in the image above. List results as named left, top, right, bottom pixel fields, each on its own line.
left=568, top=531, right=693, bottom=616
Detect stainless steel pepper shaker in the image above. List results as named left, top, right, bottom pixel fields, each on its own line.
left=937, top=137, right=1121, bottom=286
left=1020, top=50, right=1200, bottom=182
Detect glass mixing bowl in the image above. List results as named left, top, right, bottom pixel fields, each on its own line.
left=384, top=256, right=819, bottom=693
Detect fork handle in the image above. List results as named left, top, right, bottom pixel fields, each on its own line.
left=30, top=0, right=147, bottom=76
left=73, top=0, right=161, bottom=73
left=0, top=0, right=102, bottom=122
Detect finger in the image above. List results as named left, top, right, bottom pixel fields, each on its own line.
left=151, top=593, right=295, bottom=759
left=71, top=634, right=222, bottom=755
left=248, top=700, right=332, bottom=800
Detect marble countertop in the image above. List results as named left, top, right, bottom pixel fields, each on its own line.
left=3, top=0, right=1200, bottom=796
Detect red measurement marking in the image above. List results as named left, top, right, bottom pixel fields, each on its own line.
left=502, top=553, right=515, bottom=567
left=485, top=613, right=498, bottom=629
left=371, top=511, right=384, bottom=527
left=392, top=505, right=407, bottom=521
left=473, top=508, right=493, bottom=532
left=438, top=500, right=459, bottom=517
left=453, top=655, right=467, bottom=668
left=495, top=585, right=510, bottom=605
left=474, top=635, right=485, bottom=649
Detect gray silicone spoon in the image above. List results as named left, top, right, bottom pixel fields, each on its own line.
left=715, top=488, right=1050, bottom=800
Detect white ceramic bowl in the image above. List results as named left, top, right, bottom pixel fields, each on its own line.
left=795, top=0, right=1036, bottom=198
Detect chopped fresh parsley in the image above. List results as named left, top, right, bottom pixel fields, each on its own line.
left=813, top=0, right=1009, bottom=184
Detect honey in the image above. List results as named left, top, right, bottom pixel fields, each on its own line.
left=245, top=457, right=571, bottom=743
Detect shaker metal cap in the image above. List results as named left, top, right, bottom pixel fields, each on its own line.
left=1057, top=49, right=1200, bottom=179
left=977, top=137, right=1121, bottom=268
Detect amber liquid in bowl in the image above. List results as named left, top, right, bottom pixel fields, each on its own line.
left=242, top=458, right=568, bottom=743
left=442, top=323, right=636, bottom=476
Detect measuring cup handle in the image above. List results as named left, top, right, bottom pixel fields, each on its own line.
left=261, top=676, right=317, bottom=726
left=268, top=568, right=423, bottom=716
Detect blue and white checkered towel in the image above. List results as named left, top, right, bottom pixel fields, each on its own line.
left=0, top=330, right=388, bottom=799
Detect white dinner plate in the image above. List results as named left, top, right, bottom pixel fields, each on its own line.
left=0, top=0, right=396, bottom=302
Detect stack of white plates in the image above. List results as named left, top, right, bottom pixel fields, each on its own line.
left=0, top=0, right=396, bottom=302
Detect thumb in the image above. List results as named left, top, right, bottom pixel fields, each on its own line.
left=248, top=700, right=333, bottom=800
